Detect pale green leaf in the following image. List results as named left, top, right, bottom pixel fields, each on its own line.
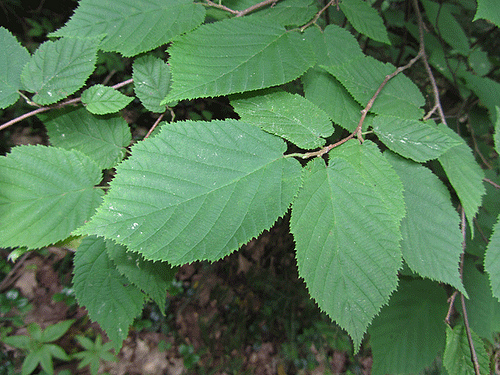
left=322, top=56, right=424, bottom=119
left=81, top=84, right=133, bottom=115
left=0, top=27, right=30, bottom=109
left=230, top=88, right=333, bottom=149
left=422, top=0, right=470, bottom=55
left=41, top=107, right=131, bottom=170
left=164, top=17, right=315, bottom=103
left=291, top=148, right=402, bottom=350
left=372, top=116, right=462, bottom=162
left=494, top=106, right=500, bottom=155
left=50, top=0, right=205, bottom=57
left=340, top=0, right=390, bottom=44
left=73, top=236, right=145, bottom=350
left=369, top=279, right=448, bottom=375
left=21, top=37, right=98, bottom=105
left=0, top=145, right=103, bottom=249
left=474, top=0, right=500, bottom=27
left=443, top=324, right=490, bottom=375
left=254, top=0, right=318, bottom=26
left=76, top=120, right=302, bottom=264
left=133, top=55, right=172, bottom=113
left=464, top=257, right=500, bottom=339
left=106, top=240, right=177, bottom=310
left=386, top=152, right=467, bottom=295
left=485, top=218, right=500, bottom=302
left=438, top=126, right=485, bottom=228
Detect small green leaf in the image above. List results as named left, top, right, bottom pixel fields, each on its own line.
left=230, top=88, right=333, bottom=149
left=41, top=320, right=75, bottom=343
left=0, top=145, right=103, bottom=249
left=21, top=37, right=99, bottom=105
left=2, top=334, right=30, bottom=350
left=50, top=0, right=205, bottom=57
left=0, top=27, right=30, bottom=109
left=373, top=116, right=462, bottom=162
left=369, top=279, right=448, bottom=375
left=386, top=152, right=467, bottom=295
left=81, top=84, right=133, bottom=115
left=133, top=55, right=173, bottom=113
left=22, top=351, right=42, bottom=375
left=340, top=0, right=390, bottom=44
left=462, top=72, right=500, bottom=123
left=73, top=236, right=145, bottom=350
left=164, top=17, right=315, bottom=102
left=41, top=107, right=131, bottom=169
left=255, top=0, right=318, bottom=26
left=76, top=120, right=302, bottom=264
left=474, top=0, right=500, bottom=27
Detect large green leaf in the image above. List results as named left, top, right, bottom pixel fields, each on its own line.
left=50, top=0, right=205, bottom=57
left=41, top=107, right=131, bottom=170
left=163, top=17, right=315, bottom=103
left=73, top=236, right=145, bottom=350
left=340, top=0, right=390, bottom=44
left=0, top=27, right=30, bottom=109
left=230, top=89, right=333, bottom=149
left=369, top=279, right=448, bottom=375
left=322, top=56, right=424, bottom=119
left=373, top=116, right=462, bottom=162
left=21, top=37, right=99, bottom=105
left=474, top=0, right=500, bottom=27
left=0, top=145, right=103, bottom=249
left=485, top=218, right=500, bottom=302
left=76, top=120, right=302, bottom=264
left=254, top=0, right=318, bottom=26
left=81, top=84, right=133, bottom=115
left=290, top=142, right=403, bottom=350
left=438, top=126, right=485, bottom=229
left=106, top=240, right=177, bottom=310
left=386, top=152, right=467, bottom=295
left=133, top=55, right=173, bottom=113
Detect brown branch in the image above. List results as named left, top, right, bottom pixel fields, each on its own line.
left=300, top=0, right=337, bottom=32
left=204, top=0, right=280, bottom=17
left=203, top=0, right=239, bottom=15
left=484, top=178, right=500, bottom=189
left=0, top=78, right=134, bottom=131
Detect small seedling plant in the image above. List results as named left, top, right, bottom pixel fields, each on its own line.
left=1, top=0, right=499, bottom=373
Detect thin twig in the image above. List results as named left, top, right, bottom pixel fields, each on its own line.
left=144, top=113, right=165, bottom=139
left=236, top=0, right=279, bottom=17
left=484, top=178, right=500, bottom=189
left=301, top=0, right=337, bottom=32
left=445, top=290, right=458, bottom=325
left=204, top=0, right=239, bottom=15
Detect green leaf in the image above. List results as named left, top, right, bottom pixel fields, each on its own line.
left=322, top=56, right=424, bottom=119
left=133, top=55, right=173, bottom=113
left=464, top=257, right=500, bottom=340
left=41, top=107, right=131, bottom=169
left=438, top=126, right=485, bottom=228
left=21, top=37, right=99, bottom=105
left=494, top=106, right=500, bottom=155
left=73, top=236, right=145, bottom=350
left=254, top=0, right=318, bottom=26
left=340, top=0, right=390, bottom=44
left=372, top=116, right=462, bottom=162
left=386, top=152, right=467, bottom=295
left=369, top=279, right=448, bottom=375
left=46, top=344, right=70, bottom=361
left=443, top=324, right=490, bottom=375
left=462, top=72, right=500, bottom=123
left=230, top=88, right=333, bottom=149
left=50, top=0, right=205, bottom=57
left=76, top=120, right=302, bottom=264
left=41, top=320, right=75, bottom=342
left=106, top=240, right=177, bottom=310
left=81, top=84, right=133, bottom=115
left=485, top=218, right=500, bottom=302
left=164, top=17, right=315, bottom=103
left=474, top=0, right=500, bottom=27
left=22, top=351, right=42, bottom=375
left=2, top=334, right=30, bottom=350
left=0, top=27, right=30, bottom=109
left=0, top=145, right=103, bottom=249
left=291, top=142, right=403, bottom=350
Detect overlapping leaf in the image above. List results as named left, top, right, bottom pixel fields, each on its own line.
left=291, top=141, right=404, bottom=349
left=485, top=218, right=500, bottom=301
left=372, top=116, right=462, bottom=162
left=0, top=27, right=30, bottom=109
left=21, top=37, right=99, bottom=105
left=386, top=153, right=467, bottom=295
left=41, top=107, right=131, bottom=169
left=322, top=56, right=424, bottom=119
left=474, top=0, right=500, bottom=27
left=73, top=236, right=145, bottom=350
left=340, top=0, right=390, bottom=44
left=230, top=89, right=333, bottom=149
left=163, top=17, right=315, bottom=103
left=369, top=279, right=448, bottom=375
left=133, top=55, right=173, bottom=113
left=81, top=84, right=133, bottom=115
left=77, top=120, right=302, bottom=264
left=50, top=0, right=205, bottom=57
left=0, top=145, right=103, bottom=249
